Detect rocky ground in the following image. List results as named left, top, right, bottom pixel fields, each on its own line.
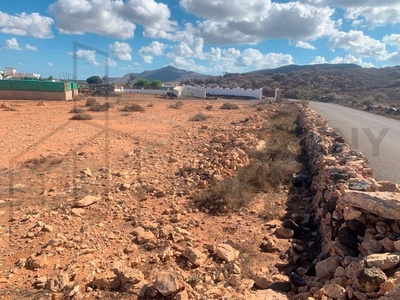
left=0, top=96, right=319, bottom=300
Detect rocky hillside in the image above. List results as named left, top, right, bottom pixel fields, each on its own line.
left=110, top=66, right=211, bottom=84
left=183, top=66, right=400, bottom=110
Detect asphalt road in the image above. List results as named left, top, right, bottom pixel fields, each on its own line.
left=308, top=101, right=400, bottom=183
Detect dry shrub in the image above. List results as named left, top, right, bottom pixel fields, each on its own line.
left=189, top=112, right=211, bottom=122
left=194, top=102, right=301, bottom=214
left=168, top=101, right=184, bottom=109
left=192, top=177, right=254, bottom=213
left=220, top=102, right=239, bottom=110
left=120, top=103, right=145, bottom=112
left=70, top=113, right=93, bottom=120
left=3, top=107, right=17, bottom=111
left=88, top=102, right=113, bottom=112
left=69, top=107, right=85, bottom=114
left=85, top=98, right=98, bottom=106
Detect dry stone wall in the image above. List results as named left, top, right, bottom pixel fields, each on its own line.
left=299, top=107, right=400, bottom=300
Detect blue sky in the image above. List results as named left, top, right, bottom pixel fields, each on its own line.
left=1, top=0, right=400, bottom=79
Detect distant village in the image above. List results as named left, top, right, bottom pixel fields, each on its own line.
left=0, top=67, right=41, bottom=80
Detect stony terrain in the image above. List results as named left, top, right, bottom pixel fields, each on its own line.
left=0, top=96, right=309, bottom=300
left=3, top=96, right=400, bottom=300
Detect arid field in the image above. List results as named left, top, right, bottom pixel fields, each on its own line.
left=0, top=95, right=314, bottom=300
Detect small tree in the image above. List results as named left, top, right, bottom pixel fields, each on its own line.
left=150, top=80, right=162, bottom=87
left=48, top=75, right=54, bottom=81
left=102, top=75, right=109, bottom=83
left=126, top=73, right=136, bottom=87
left=86, top=75, right=103, bottom=84
left=136, top=78, right=151, bottom=87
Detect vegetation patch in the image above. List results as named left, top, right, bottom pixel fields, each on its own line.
left=193, top=102, right=301, bottom=214
left=120, top=103, right=145, bottom=112
left=87, top=102, right=113, bottom=112
left=168, top=101, right=184, bottom=109
left=69, top=107, right=85, bottom=114
left=220, top=102, right=240, bottom=110
left=70, top=113, right=93, bottom=120
left=3, top=107, right=17, bottom=111
left=189, top=112, right=211, bottom=122
left=85, top=98, right=98, bottom=107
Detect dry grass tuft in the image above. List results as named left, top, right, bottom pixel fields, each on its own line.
left=168, top=101, right=184, bottom=109
left=189, top=112, right=211, bottom=122
left=220, top=102, right=240, bottom=110
left=193, top=102, right=301, bottom=214
left=120, top=103, right=145, bottom=112
left=70, top=113, right=93, bottom=120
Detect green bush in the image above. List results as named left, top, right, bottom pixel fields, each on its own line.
left=220, top=102, right=239, bottom=110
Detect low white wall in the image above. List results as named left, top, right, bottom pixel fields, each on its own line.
left=173, top=86, right=183, bottom=97
left=115, top=85, right=263, bottom=100
left=115, top=88, right=170, bottom=95
left=181, top=87, right=206, bottom=98
left=205, top=87, right=262, bottom=100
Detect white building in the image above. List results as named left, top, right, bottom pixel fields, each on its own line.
left=5, top=67, right=17, bottom=77
left=173, top=86, right=206, bottom=98
left=3, top=67, right=40, bottom=79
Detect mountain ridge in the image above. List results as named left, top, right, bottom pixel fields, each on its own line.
left=110, top=64, right=364, bottom=83
left=110, top=66, right=211, bottom=83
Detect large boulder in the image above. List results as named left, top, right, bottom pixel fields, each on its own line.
left=153, top=270, right=184, bottom=296
left=340, top=191, right=400, bottom=220
left=357, top=267, right=387, bottom=292
left=315, top=256, right=341, bottom=281
left=365, top=253, right=400, bottom=271
left=183, top=246, right=207, bottom=266
left=216, top=244, right=239, bottom=262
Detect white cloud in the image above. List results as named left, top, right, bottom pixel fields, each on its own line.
left=119, top=62, right=142, bottom=71
left=47, top=62, right=53, bottom=67
left=3, top=38, right=22, bottom=50
left=0, top=11, right=54, bottom=39
left=180, top=0, right=337, bottom=45
left=311, top=56, right=327, bottom=64
left=143, top=22, right=196, bottom=43
left=387, top=51, right=400, bottom=63
left=25, top=44, right=37, bottom=51
left=48, top=0, right=176, bottom=39
left=345, top=6, right=400, bottom=27
left=68, top=50, right=98, bottom=66
left=328, top=0, right=399, bottom=7
left=110, top=42, right=132, bottom=61
left=105, top=57, right=117, bottom=67
left=139, top=41, right=167, bottom=63
left=329, top=30, right=388, bottom=60
left=170, top=56, right=208, bottom=73
left=295, top=41, right=316, bottom=50
left=383, top=34, right=400, bottom=47
left=235, top=49, right=294, bottom=68
left=331, top=54, right=375, bottom=68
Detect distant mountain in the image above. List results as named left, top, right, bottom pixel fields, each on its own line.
left=249, top=63, right=363, bottom=75
left=110, top=66, right=211, bottom=83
